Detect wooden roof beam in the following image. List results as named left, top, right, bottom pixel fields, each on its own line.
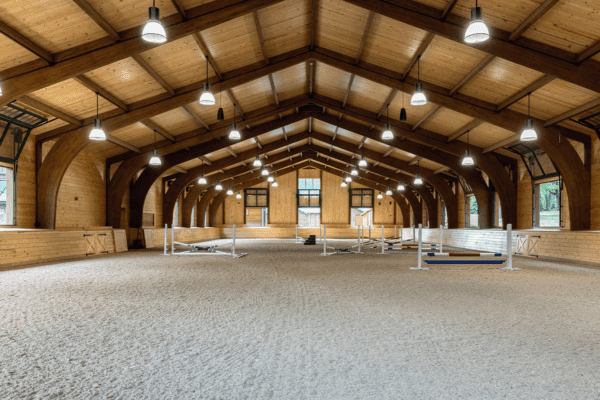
left=131, top=54, right=175, bottom=96
left=408, top=156, right=422, bottom=166
left=402, top=33, right=435, bottom=81
left=171, top=165, right=187, bottom=174
left=509, top=0, right=560, bottom=41
left=344, top=0, right=600, bottom=94
left=355, top=12, right=375, bottom=64
left=268, top=74, right=279, bottom=106
left=105, top=134, right=141, bottom=153
left=412, top=105, right=440, bottom=131
left=182, top=105, right=210, bottom=130
left=310, top=0, right=318, bottom=48
left=447, top=119, right=483, bottom=143
left=254, top=137, right=263, bottom=149
left=18, top=96, right=82, bottom=126
left=342, top=74, right=355, bottom=108
left=382, top=148, right=394, bottom=157
left=440, top=0, right=458, bottom=20
left=199, top=156, right=212, bottom=166
left=358, top=137, right=367, bottom=149
left=141, top=119, right=175, bottom=142
left=191, top=33, right=222, bottom=80
left=227, top=92, right=245, bottom=120
left=496, top=74, right=556, bottom=111
left=72, top=0, right=120, bottom=41
left=170, top=0, right=188, bottom=20
left=434, top=166, right=450, bottom=174
left=449, top=54, right=495, bottom=96
left=282, top=126, right=288, bottom=141
left=577, top=42, right=600, bottom=64
left=0, top=20, right=54, bottom=64
left=74, top=75, right=128, bottom=111
left=226, top=147, right=238, bottom=158
left=544, top=97, right=600, bottom=127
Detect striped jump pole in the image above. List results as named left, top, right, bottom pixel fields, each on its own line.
left=410, top=224, right=428, bottom=270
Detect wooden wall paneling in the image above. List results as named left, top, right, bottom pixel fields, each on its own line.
left=320, top=171, right=350, bottom=225
left=224, top=194, right=245, bottom=225
left=268, top=172, right=296, bottom=225
left=113, top=229, right=128, bottom=252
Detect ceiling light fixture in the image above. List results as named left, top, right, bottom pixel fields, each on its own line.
left=411, top=56, right=427, bottom=106
left=382, top=103, right=394, bottom=140
left=351, top=165, right=359, bottom=176
left=462, top=130, right=475, bottom=166
left=341, top=180, right=347, bottom=187
left=345, top=176, right=352, bottom=183
left=464, top=0, right=490, bottom=44
left=267, top=176, right=275, bottom=182
left=377, top=192, right=383, bottom=199
left=236, top=191, right=242, bottom=199
left=253, top=155, right=262, bottom=167
left=199, top=56, right=216, bottom=106
left=217, top=83, right=224, bottom=121
left=386, top=188, right=392, bottom=196
left=358, top=155, right=367, bottom=167
left=148, top=130, right=162, bottom=166
left=226, top=188, right=233, bottom=195
left=89, top=92, right=106, bottom=141
left=229, top=104, right=241, bottom=140
left=414, top=160, right=423, bottom=185
left=397, top=183, right=405, bottom=191
left=272, top=181, right=278, bottom=187
left=261, top=168, right=269, bottom=176
left=142, top=0, right=167, bottom=44
left=198, top=160, right=207, bottom=184
left=400, top=81, right=407, bottom=121
left=215, top=182, right=223, bottom=191
left=520, top=92, right=537, bottom=141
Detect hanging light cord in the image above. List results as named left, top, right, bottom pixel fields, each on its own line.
left=96, top=92, right=99, bottom=119
left=206, top=56, right=209, bottom=85
left=402, top=82, right=405, bottom=106
left=417, top=56, right=421, bottom=83
left=387, top=103, right=390, bottom=124
left=527, top=92, right=531, bottom=118
left=154, top=130, right=157, bottom=150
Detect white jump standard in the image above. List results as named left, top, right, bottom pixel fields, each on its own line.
left=320, top=225, right=364, bottom=256
left=412, top=223, right=517, bottom=271
left=161, top=224, right=248, bottom=258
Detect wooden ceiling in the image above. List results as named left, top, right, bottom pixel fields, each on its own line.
left=2, top=0, right=600, bottom=177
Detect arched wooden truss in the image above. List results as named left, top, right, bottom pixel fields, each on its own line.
left=3, top=0, right=594, bottom=231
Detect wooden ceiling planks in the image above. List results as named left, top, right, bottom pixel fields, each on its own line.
left=202, top=14, right=265, bottom=73
left=0, top=34, right=41, bottom=73
left=82, top=0, right=179, bottom=33
left=387, top=94, right=438, bottom=127
left=316, top=0, right=372, bottom=59
left=108, top=122, right=157, bottom=149
left=228, top=76, right=274, bottom=113
left=82, top=57, right=166, bottom=104
left=136, top=36, right=208, bottom=90
left=313, top=62, right=353, bottom=103
left=360, top=14, right=430, bottom=75
left=458, top=57, right=546, bottom=105
left=420, top=107, right=473, bottom=136
left=149, top=108, right=205, bottom=135
left=0, top=0, right=107, bottom=54
left=27, top=78, right=117, bottom=120
left=271, top=64, right=307, bottom=103
left=256, top=0, right=312, bottom=59
left=346, top=75, right=392, bottom=115
left=463, top=122, right=517, bottom=149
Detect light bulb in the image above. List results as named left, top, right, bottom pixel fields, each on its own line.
left=414, top=175, right=423, bottom=185
left=89, top=119, right=106, bottom=141
left=464, top=7, right=490, bottom=44
left=386, top=188, right=392, bottom=196
left=226, top=188, right=233, bottom=195
left=199, top=82, right=216, bottom=105
left=377, top=192, right=383, bottom=199
left=341, top=181, right=347, bottom=187
left=345, top=176, right=352, bottom=183
left=148, top=149, right=161, bottom=166
left=198, top=175, right=207, bottom=185
left=229, top=123, right=241, bottom=140
left=272, top=181, right=278, bottom=187
left=411, top=82, right=427, bottom=106
left=520, top=118, right=537, bottom=141
left=267, top=176, right=274, bottom=182
left=397, top=183, right=405, bottom=191
left=382, top=123, right=394, bottom=140
left=358, top=157, right=367, bottom=167
left=142, top=7, right=167, bottom=44
left=215, top=182, right=223, bottom=191
left=236, top=192, right=242, bottom=199
left=261, top=168, right=269, bottom=176
left=253, top=156, right=262, bottom=167
left=351, top=167, right=358, bottom=176
left=462, top=150, right=475, bottom=166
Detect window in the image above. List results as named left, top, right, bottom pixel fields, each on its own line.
left=245, top=189, right=269, bottom=227
left=0, top=166, right=15, bottom=225
left=350, top=189, right=373, bottom=208
left=465, top=195, right=478, bottom=228
left=534, top=180, right=561, bottom=227
left=298, top=178, right=321, bottom=227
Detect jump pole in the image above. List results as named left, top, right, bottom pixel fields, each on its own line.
left=232, top=224, right=236, bottom=256
left=410, top=223, right=429, bottom=270
left=171, top=226, right=174, bottom=255
left=500, top=224, right=519, bottom=271
left=381, top=225, right=385, bottom=254
left=322, top=224, right=327, bottom=255
left=357, top=226, right=362, bottom=254
left=161, top=224, right=169, bottom=256
left=439, top=224, right=443, bottom=254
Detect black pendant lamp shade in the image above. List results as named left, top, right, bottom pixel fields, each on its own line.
left=400, top=81, right=407, bottom=121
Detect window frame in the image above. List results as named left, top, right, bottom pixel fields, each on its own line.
left=533, top=178, right=562, bottom=228
left=0, top=163, right=16, bottom=226
left=349, top=188, right=374, bottom=208
left=244, top=188, right=269, bottom=208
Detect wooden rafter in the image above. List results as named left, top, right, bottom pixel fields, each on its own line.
left=355, top=12, right=375, bottom=64
left=342, top=74, right=355, bottom=108
left=18, top=96, right=82, bottom=126
left=191, top=33, right=222, bottom=80
left=311, top=0, right=318, bottom=48
left=496, top=75, right=556, bottom=111
left=171, top=165, right=187, bottom=174
left=509, top=0, right=560, bottom=41
left=447, top=119, right=484, bottom=143
left=376, top=90, right=398, bottom=119
left=402, top=33, right=435, bottom=81
left=71, top=0, right=120, bottom=41
left=182, top=105, right=210, bottom=131
left=105, top=134, right=141, bottom=153
left=226, top=147, right=238, bottom=158
left=74, top=75, right=128, bottom=111
left=544, top=97, right=600, bottom=127
left=449, top=54, right=495, bottom=96
left=577, top=42, right=600, bottom=63
left=408, top=156, right=422, bottom=165
left=412, top=105, right=440, bottom=131
left=0, top=20, right=54, bottom=64
left=440, top=0, right=459, bottom=20
left=170, top=0, right=188, bottom=20
left=434, top=166, right=450, bottom=174
left=131, top=54, right=175, bottom=96
left=141, top=119, right=175, bottom=142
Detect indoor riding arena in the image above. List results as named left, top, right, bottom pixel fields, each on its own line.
left=1, top=0, right=600, bottom=399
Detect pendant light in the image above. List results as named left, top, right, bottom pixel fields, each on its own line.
left=215, top=182, right=223, bottom=191
left=217, top=83, right=224, bottom=121
left=399, top=82, right=407, bottom=121
left=386, top=188, right=392, bottom=196
left=148, top=130, right=162, bottom=166
left=199, top=56, right=216, bottom=105
left=414, top=160, right=423, bottom=185
left=397, top=182, right=405, bottom=191
left=341, top=180, right=347, bottom=188
left=272, top=181, right=278, bottom=187
left=351, top=165, right=358, bottom=176
left=411, top=56, right=427, bottom=106
left=253, top=155, right=262, bottom=167
left=358, top=155, right=367, bottom=167
left=236, top=191, right=242, bottom=199
left=520, top=93, right=537, bottom=141
left=464, top=0, right=490, bottom=44
left=382, top=104, right=394, bottom=140
left=345, top=176, right=352, bottom=183
left=89, top=92, right=106, bottom=141
left=462, top=130, right=475, bottom=166
left=229, top=104, right=241, bottom=140
left=226, top=188, right=233, bottom=196
left=377, top=192, right=383, bottom=200
left=142, top=0, right=167, bottom=44
left=198, top=160, right=207, bottom=184
left=261, top=167, right=269, bottom=176
left=0, top=85, right=3, bottom=97
left=267, top=176, right=274, bottom=182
